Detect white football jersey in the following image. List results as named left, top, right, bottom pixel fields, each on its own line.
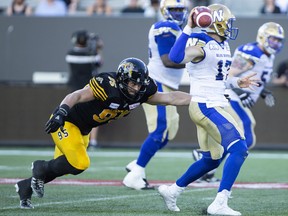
left=147, top=20, right=185, bottom=90
left=186, top=33, right=232, bottom=108
left=227, top=42, right=275, bottom=102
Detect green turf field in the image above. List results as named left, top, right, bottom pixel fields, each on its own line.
left=0, top=147, right=287, bottom=216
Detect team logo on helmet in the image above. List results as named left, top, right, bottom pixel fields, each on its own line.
left=212, top=9, right=224, bottom=22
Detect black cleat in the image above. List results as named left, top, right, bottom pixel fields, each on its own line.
left=192, top=149, right=203, bottom=161
left=201, top=173, right=221, bottom=183
left=19, top=199, right=34, bottom=209
left=15, top=179, right=34, bottom=209
left=31, top=160, right=46, bottom=198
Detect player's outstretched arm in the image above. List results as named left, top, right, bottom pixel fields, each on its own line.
left=146, top=91, right=191, bottom=106
left=60, top=85, right=95, bottom=108
left=226, top=72, right=259, bottom=89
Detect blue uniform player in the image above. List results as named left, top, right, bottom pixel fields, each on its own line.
left=193, top=22, right=285, bottom=182
left=157, top=4, right=259, bottom=215
left=123, top=0, right=188, bottom=190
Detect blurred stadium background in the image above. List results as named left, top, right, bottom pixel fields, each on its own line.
left=0, top=0, right=287, bottom=150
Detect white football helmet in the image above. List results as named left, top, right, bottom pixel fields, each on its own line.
left=207, top=4, right=238, bottom=40
left=256, top=22, right=285, bottom=55
left=160, top=0, right=188, bottom=25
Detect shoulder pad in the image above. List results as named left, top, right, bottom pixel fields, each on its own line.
left=89, top=73, right=117, bottom=101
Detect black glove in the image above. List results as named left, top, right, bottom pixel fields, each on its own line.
left=45, top=104, right=70, bottom=134
left=260, top=88, right=275, bottom=107
left=233, top=88, right=255, bottom=108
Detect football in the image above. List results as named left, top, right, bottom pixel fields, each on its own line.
left=192, top=6, right=213, bottom=28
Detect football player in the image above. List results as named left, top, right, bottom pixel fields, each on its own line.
left=123, top=0, right=188, bottom=190
left=14, top=57, right=192, bottom=209
left=157, top=4, right=259, bottom=215
left=193, top=22, right=285, bottom=182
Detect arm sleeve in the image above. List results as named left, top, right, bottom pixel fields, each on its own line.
left=156, top=33, right=176, bottom=56
left=168, top=33, right=189, bottom=64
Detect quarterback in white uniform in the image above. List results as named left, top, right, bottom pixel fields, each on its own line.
left=123, top=0, right=188, bottom=190
left=157, top=4, right=259, bottom=216
left=228, top=22, right=285, bottom=149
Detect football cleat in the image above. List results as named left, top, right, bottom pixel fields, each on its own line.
left=158, top=185, right=180, bottom=212
left=125, top=160, right=153, bottom=189
left=123, top=170, right=154, bottom=190
left=15, top=179, right=34, bottom=209
left=19, top=199, right=34, bottom=209
left=31, top=160, right=46, bottom=198
left=125, top=159, right=137, bottom=173
left=207, top=190, right=241, bottom=215
left=201, top=173, right=221, bottom=183
left=192, top=149, right=203, bottom=161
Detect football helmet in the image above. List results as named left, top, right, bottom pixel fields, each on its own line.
left=160, top=0, right=188, bottom=25
left=256, top=22, right=285, bottom=55
left=207, top=4, right=238, bottom=40
left=116, top=58, right=149, bottom=101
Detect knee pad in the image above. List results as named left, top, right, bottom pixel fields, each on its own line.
left=228, top=139, right=249, bottom=157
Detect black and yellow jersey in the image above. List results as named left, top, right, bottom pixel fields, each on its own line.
left=66, top=72, right=157, bottom=135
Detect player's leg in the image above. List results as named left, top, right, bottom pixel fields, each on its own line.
left=15, top=177, right=33, bottom=209
left=31, top=122, right=90, bottom=198
left=204, top=106, right=247, bottom=216
left=229, top=100, right=256, bottom=149
left=159, top=102, right=224, bottom=211
left=88, top=127, right=99, bottom=149
left=123, top=84, right=179, bottom=190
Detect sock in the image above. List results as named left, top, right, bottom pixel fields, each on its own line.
left=219, top=139, right=248, bottom=192
left=44, top=155, right=84, bottom=183
left=170, top=183, right=185, bottom=196
left=176, top=152, right=221, bottom=187
left=137, top=135, right=168, bottom=167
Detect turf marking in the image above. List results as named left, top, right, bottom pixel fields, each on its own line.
left=1, top=149, right=288, bottom=159
left=1, top=186, right=212, bottom=210
left=1, top=178, right=288, bottom=189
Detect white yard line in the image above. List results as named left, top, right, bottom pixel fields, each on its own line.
left=1, top=187, right=212, bottom=210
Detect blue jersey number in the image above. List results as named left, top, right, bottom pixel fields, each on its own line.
left=216, top=60, right=232, bottom=80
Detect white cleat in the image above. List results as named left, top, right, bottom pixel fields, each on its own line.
left=207, top=190, right=241, bottom=215
left=123, top=171, right=154, bottom=190
left=158, top=185, right=180, bottom=212
left=125, top=160, right=137, bottom=173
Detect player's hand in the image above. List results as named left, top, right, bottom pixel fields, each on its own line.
left=233, top=88, right=255, bottom=108
left=237, top=72, right=260, bottom=89
left=45, top=104, right=70, bottom=134
left=187, top=7, right=198, bottom=28
left=260, top=88, right=275, bottom=107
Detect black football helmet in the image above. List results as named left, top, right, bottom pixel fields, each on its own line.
left=116, top=57, right=149, bottom=101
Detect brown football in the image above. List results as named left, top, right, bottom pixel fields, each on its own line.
left=192, top=6, right=213, bottom=28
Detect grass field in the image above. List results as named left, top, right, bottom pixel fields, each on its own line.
left=0, top=147, right=288, bottom=216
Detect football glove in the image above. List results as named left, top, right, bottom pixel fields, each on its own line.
left=260, top=88, right=275, bottom=107
left=45, top=104, right=70, bottom=134
left=233, top=88, right=255, bottom=108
